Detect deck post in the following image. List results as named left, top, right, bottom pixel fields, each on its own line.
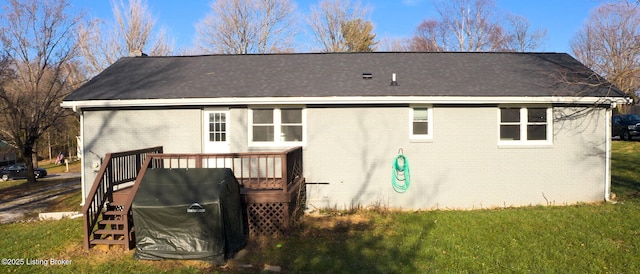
left=106, top=159, right=113, bottom=201
left=196, top=155, right=202, bottom=168
left=281, top=151, right=288, bottom=193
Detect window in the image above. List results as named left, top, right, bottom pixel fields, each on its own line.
left=252, top=109, right=274, bottom=142
left=499, top=107, right=552, bottom=144
left=208, top=112, right=227, bottom=142
left=410, top=107, right=433, bottom=139
left=527, top=108, right=548, bottom=140
left=281, top=109, right=303, bottom=142
left=249, top=108, right=305, bottom=146
left=500, top=108, right=521, bottom=140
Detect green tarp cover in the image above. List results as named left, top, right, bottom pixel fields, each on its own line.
left=132, top=168, right=246, bottom=264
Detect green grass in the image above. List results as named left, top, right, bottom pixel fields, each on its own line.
left=611, top=140, right=640, bottom=198
left=247, top=196, right=640, bottom=272
left=0, top=218, right=209, bottom=273
left=265, top=203, right=640, bottom=273
left=0, top=178, right=28, bottom=190
left=40, top=160, right=81, bottom=174
left=0, top=141, right=639, bottom=273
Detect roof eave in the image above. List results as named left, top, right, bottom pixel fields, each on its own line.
left=60, top=96, right=632, bottom=110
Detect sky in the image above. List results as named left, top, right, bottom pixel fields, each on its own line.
left=66, top=0, right=604, bottom=54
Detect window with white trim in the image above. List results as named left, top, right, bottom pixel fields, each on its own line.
left=252, top=109, right=275, bottom=141
left=410, top=107, right=433, bottom=139
left=499, top=106, right=552, bottom=144
left=208, top=112, right=227, bottom=142
left=249, top=108, right=305, bottom=146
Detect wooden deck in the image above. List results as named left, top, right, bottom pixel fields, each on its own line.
left=83, top=146, right=305, bottom=250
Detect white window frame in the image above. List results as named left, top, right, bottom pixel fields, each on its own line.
left=248, top=107, right=306, bottom=147
left=409, top=106, right=433, bottom=140
left=206, top=111, right=229, bottom=143
left=498, top=106, right=553, bottom=146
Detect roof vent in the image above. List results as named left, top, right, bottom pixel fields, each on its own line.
left=390, top=73, right=398, bottom=86
left=362, top=72, right=372, bottom=80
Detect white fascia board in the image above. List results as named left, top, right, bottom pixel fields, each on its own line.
left=60, top=96, right=631, bottom=109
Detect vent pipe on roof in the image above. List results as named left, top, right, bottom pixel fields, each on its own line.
left=390, top=73, right=398, bottom=86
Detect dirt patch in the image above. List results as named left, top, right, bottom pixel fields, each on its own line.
left=301, top=212, right=371, bottom=230
left=57, top=242, right=222, bottom=272
left=294, top=212, right=373, bottom=238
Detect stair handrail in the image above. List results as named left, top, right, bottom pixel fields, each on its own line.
left=82, top=146, right=163, bottom=250
left=81, top=153, right=114, bottom=250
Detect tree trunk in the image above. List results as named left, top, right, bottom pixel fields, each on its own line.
left=22, top=145, right=37, bottom=184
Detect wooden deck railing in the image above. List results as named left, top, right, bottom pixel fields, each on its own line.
left=123, top=146, right=305, bottom=236
left=82, top=146, right=163, bottom=250
left=144, top=146, right=304, bottom=192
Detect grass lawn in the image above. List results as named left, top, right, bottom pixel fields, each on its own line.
left=39, top=159, right=82, bottom=174
left=0, top=141, right=639, bottom=273
left=611, top=141, right=640, bottom=198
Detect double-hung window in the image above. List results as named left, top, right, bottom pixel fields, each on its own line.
left=280, top=109, right=303, bottom=142
left=410, top=107, right=433, bottom=140
left=252, top=109, right=275, bottom=142
left=250, top=108, right=305, bottom=146
left=499, top=106, right=552, bottom=145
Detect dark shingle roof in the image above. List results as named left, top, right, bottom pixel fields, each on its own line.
left=64, top=52, right=625, bottom=101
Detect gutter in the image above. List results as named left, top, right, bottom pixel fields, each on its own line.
left=605, top=106, right=612, bottom=202
left=60, top=96, right=631, bottom=109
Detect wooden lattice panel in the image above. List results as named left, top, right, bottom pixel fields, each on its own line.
left=246, top=202, right=286, bottom=235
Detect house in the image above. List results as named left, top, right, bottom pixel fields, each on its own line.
left=0, top=140, right=17, bottom=167
left=61, top=52, right=629, bottom=211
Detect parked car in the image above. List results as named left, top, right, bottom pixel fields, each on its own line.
left=0, top=163, right=47, bottom=181
left=612, top=114, right=640, bottom=141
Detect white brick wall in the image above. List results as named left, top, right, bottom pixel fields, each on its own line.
left=303, top=106, right=607, bottom=210
left=81, top=109, right=202, bottom=196
left=79, top=105, right=608, bottom=210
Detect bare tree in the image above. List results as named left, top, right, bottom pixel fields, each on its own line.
left=435, top=0, right=501, bottom=51
left=341, top=18, right=376, bottom=52
left=571, top=0, right=640, bottom=113
left=498, top=14, right=547, bottom=52
left=78, top=0, right=174, bottom=76
left=195, top=0, right=297, bottom=54
left=307, top=0, right=373, bottom=52
left=377, top=36, right=410, bottom=51
left=0, top=0, right=80, bottom=183
left=408, top=20, right=444, bottom=51
left=408, top=0, right=545, bottom=52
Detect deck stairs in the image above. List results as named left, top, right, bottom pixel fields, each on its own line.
left=89, top=188, right=134, bottom=247
left=82, top=147, right=163, bottom=250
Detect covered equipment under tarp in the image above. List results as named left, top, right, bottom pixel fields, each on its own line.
left=132, top=168, right=246, bottom=264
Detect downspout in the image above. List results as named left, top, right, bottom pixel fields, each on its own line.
left=604, top=105, right=612, bottom=202
left=73, top=105, right=87, bottom=206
